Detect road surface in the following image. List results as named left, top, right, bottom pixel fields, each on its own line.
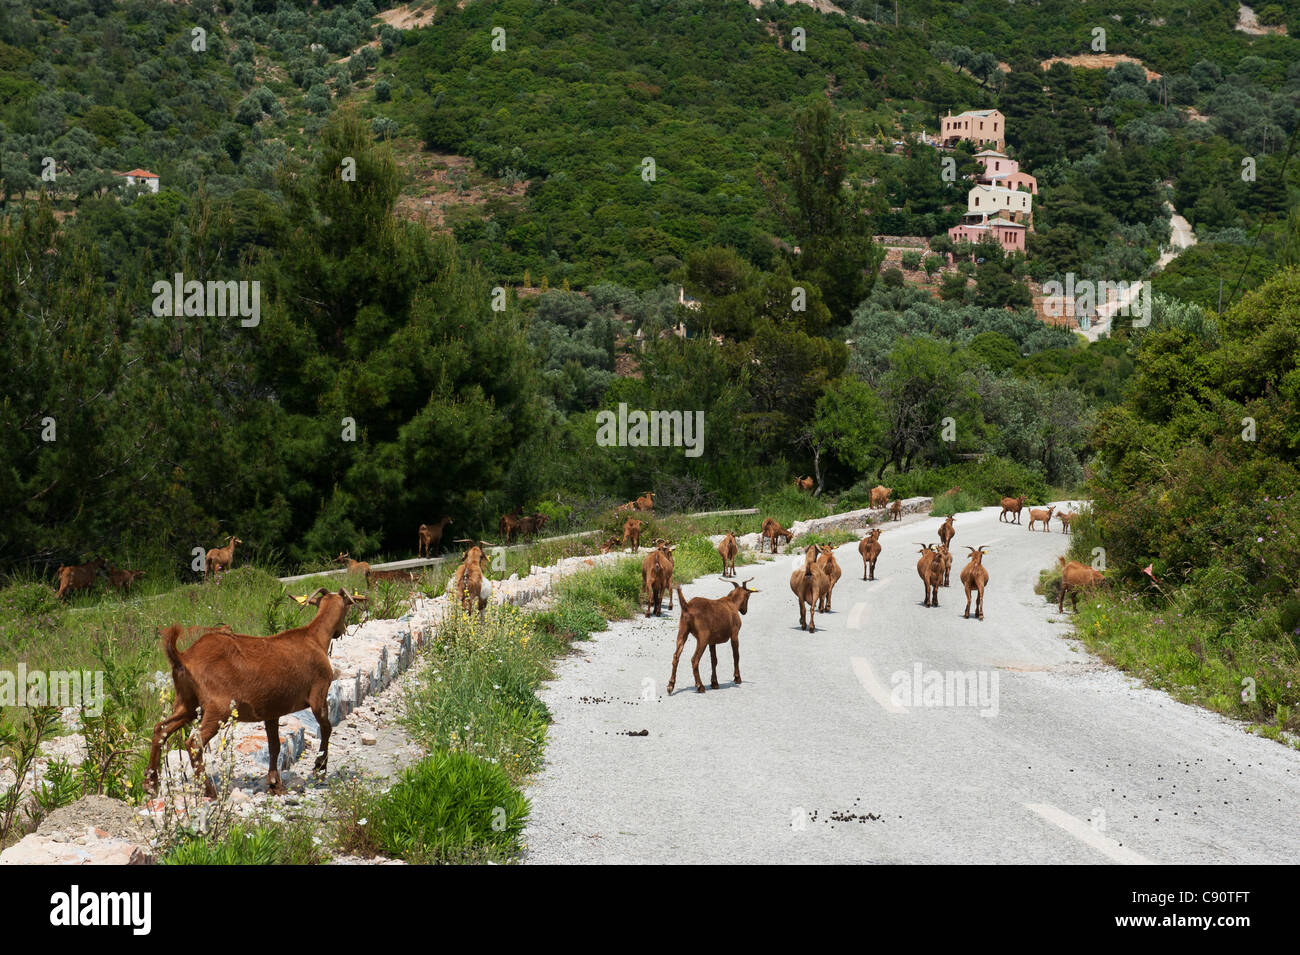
left=523, top=504, right=1300, bottom=864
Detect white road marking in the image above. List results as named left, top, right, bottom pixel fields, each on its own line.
left=846, top=581, right=890, bottom=629
left=851, top=657, right=907, bottom=713
left=1024, top=802, right=1153, bottom=865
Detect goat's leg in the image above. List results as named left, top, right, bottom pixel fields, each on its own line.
left=187, top=712, right=223, bottom=799
left=310, top=690, right=332, bottom=781
left=690, top=639, right=707, bottom=693
left=1058, top=584, right=1067, bottom=614
left=708, top=643, right=719, bottom=690
left=666, top=579, right=673, bottom=611
left=963, top=586, right=973, bottom=619
left=265, top=719, right=285, bottom=793
left=798, top=598, right=807, bottom=631
left=730, top=635, right=741, bottom=685
left=146, top=707, right=195, bottom=794
left=977, top=587, right=984, bottom=620
left=667, top=623, right=690, bottom=694
left=807, top=598, right=816, bottom=634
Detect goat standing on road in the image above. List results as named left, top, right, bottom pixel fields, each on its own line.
left=717, top=531, right=738, bottom=578
left=667, top=579, right=758, bottom=694
left=960, top=546, right=989, bottom=620
left=916, top=544, right=944, bottom=608
left=789, top=544, right=828, bottom=632
left=859, top=528, right=882, bottom=580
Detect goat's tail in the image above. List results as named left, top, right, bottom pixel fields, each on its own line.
left=1057, top=556, right=1068, bottom=568
left=161, top=624, right=186, bottom=673
left=674, top=585, right=687, bottom=609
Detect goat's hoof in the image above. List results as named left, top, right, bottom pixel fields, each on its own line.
left=696, top=686, right=705, bottom=694
left=666, top=685, right=674, bottom=695
left=734, top=677, right=742, bottom=685
left=710, top=681, right=719, bottom=689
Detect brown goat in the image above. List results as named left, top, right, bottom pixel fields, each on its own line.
left=916, top=544, right=945, bottom=608
left=635, top=491, right=655, bottom=511
left=796, top=475, right=814, bottom=493
left=789, top=544, right=829, bottom=633
left=815, top=544, right=843, bottom=612
left=936, top=542, right=953, bottom=587
left=1027, top=505, right=1056, bottom=532
left=365, top=568, right=418, bottom=588
left=960, top=546, right=989, bottom=620
left=871, top=485, right=893, bottom=508
left=1057, top=510, right=1076, bottom=534
left=761, top=517, right=794, bottom=554
left=55, top=558, right=107, bottom=600
left=615, top=500, right=636, bottom=513
left=717, top=531, right=738, bottom=578
left=890, top=499, right=902, bottom=521
left=448, top=543, right=493, bottom=616
left=1056, top=557, right=1105, bottom=612
left=623, top=517, right=644, bottom=552
left=937, top=514, right=955, bottom=548
left=599, top=535, right=622, bottom=554
left=641, top=540, right=676, bottom=617
left=859, top=528, right=882, bottom=580
left=107, top=567, right=145, bottom=594
left=515, top=513, right=550, bottom=539
left=668, top=579, right=758, bottom=694
left=499, top=512, right=520, bottom=544
left=417, top=516, right=453, bottom=558
left=204, top=536, right=243, bottom=582
left=333, top=552, right=370, bottom=577
left=999, top=495, right=1027, bottom=524
left=147, top=587, right=365, bottom=797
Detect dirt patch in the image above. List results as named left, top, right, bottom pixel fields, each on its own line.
left=35, top=795, right=149, bottom=842
left=1041, top=54, right=1161, bottom=81
left=376, top=2, right=437, bottom=30
left=1236, top=2, right=1287, bottom=35
left=390, top=139, right=527, bottom=232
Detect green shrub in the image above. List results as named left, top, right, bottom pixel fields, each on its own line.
left=161, top=818, right=327, bottom=865
left=366, top=751, right=529, bottom=864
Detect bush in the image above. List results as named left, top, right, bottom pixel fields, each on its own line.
left=882, top=266, right=905, bottom=288
left=366, top=751, right=529, bottom=864
left=900, top=250, right=922, bottom=270
left=162, top=819, right=326, bottom=865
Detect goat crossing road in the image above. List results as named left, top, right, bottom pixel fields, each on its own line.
left=524, top=505, right=1300, bottom=864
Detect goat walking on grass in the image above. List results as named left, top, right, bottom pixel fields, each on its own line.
left=667, top=579, right=758, bottom=694
left=147, top=587, right=365, bottom=797
left=204, top=536, right=243, bottom=582
left=333, top=552, right=370, bottom=578
left=1056, top=557, right=1104, bottom=612
left=55, top=557, right=106, bottom=600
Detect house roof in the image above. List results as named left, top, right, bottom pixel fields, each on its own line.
left=949, top=109, right=1001, bottom=119
left=116, top=168, right=159, bottom=179
left=985, top=217, right=1025, bottom=228
left=974, top=149, right=1009, bottom=158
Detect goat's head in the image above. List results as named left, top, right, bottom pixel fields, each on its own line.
left=333, top=552, right=350, bottom=563
left=965, top=545, right=989, bottom=565
left=732, top=578, right=759, bottom=613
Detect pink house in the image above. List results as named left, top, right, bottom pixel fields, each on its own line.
left=974, top=150, right=1037, bottom=195
left=948, top=217, right=1026, bottom=254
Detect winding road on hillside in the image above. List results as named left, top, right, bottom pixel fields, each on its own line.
left=523, top=505, right=1300, bottom=864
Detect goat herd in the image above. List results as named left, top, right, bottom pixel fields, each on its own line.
left=661, top=489, right=1097, bottom=695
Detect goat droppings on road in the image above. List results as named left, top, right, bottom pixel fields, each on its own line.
left=889, top=662, right=999, bottom=718
left=595, top=403, right=704, bottom=457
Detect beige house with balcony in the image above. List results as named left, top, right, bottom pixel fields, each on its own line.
left=973, top=150, right=1037, bottom=194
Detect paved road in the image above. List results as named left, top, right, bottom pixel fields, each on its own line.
left=523, top=504, right=1300, bottom=864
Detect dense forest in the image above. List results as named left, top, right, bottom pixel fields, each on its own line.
left=2, top=0, right=1299, bottom=608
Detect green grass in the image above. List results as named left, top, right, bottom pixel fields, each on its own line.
left=160, top=816, right=328, bottom=865
left=1039, top=575, right=1300, bottom=745
left=332, top=750, right=529, bottom=864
